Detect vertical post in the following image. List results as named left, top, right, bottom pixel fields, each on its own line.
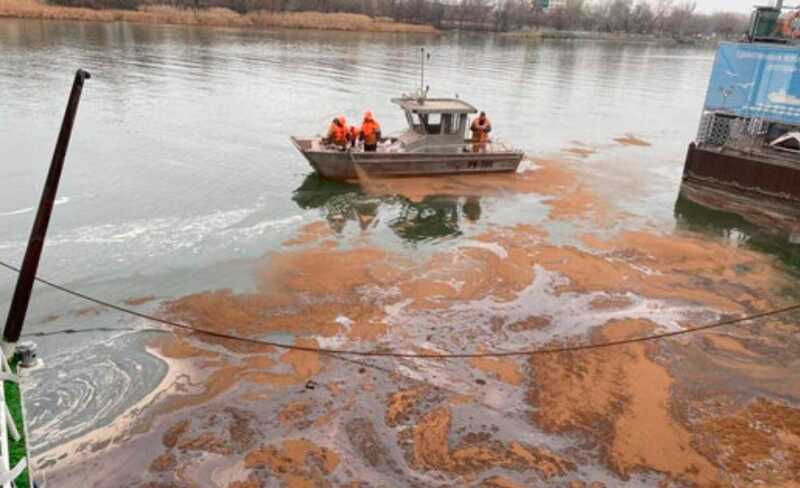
left=776, top=0, right=784, bottom=9
left=2, top=69, right=91, bottom=354
left=420, top=47, right=425, bottom=97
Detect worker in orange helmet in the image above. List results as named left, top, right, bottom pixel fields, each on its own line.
left=470, top=111, right=492, bottom=153
left=359, top=111, right=382, bottom=152
left=325, top=116, right=350, bottom=151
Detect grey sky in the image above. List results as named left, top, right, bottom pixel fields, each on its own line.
left=695, top=0, right=772, bottom=14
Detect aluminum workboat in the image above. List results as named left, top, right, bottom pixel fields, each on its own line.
left=291, top=96, right=524, bottom=181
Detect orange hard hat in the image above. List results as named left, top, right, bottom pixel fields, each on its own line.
left=364, top=111, right=374, bottom=121
left=337, top=115, right=346, bottom=125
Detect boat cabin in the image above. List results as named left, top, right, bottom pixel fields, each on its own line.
left=391, top=97, right=478, bottom=152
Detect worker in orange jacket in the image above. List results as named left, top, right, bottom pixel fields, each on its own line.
left=470, top=111, right=492, bottom=153
left=359, top=111, right=382, bottom=152
left=325, top=116, right=350, bottom=150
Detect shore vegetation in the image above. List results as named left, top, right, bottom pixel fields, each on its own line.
left=1, top=0, right=749, bottom=38
left=0, top=0, right=438, bottom=33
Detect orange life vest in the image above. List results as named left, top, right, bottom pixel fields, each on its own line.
left=361, top=119, right=381, bottom=145
left=470, top=117, right=492, bottom=143
left=328, top=120, right=349, bottom=146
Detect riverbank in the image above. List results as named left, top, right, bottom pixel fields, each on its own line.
left=0, top=0, right=437, bottom=33
left=503, top=28, right=718, bottom=45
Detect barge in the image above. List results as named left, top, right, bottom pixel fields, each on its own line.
left=682, top=2, right=800, bottom=217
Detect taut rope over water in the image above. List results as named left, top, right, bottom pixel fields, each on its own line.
left=2, top=259, right=799, bottom=359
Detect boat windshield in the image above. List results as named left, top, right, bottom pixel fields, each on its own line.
left=406, top=111, right=444, bottom=135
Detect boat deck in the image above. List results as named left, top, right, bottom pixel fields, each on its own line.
left=295, top=137, right=516, bottom=155
left=700, top=144, right=800, bottom=171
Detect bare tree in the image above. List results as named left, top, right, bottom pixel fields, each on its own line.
left=668, top=0, right=697, bottom=38
left=653, top=0, right=673, bottom=33
left=547, top=0, right=586, bottom=31
left=630, top=1, right=654, bottom=34
left=456, top=0, right=491, bottom=27
left=709, top=11, right=748, bottom=37
left=494, top=0, right=527, bottom=31
left=608, top=0, right=634, bottom=32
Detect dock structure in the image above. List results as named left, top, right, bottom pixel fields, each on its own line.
left=682, top=8, right=800, bottom=216
left=0, top=349, right=29, bottom=488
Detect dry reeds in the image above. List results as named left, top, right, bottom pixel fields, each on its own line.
left=247, top=11, right=435, bottom=33
left=0, top=0, right=116, bottom=21
left=0, top=0, right=437, bottom=33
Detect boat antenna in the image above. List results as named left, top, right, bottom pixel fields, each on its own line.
left=419, top=48, right=431, bottom=102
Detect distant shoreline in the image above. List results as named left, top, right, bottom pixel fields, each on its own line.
left=0, top=0, right=737, bottom=43
left=0, top=0, right=438, bottom=34
left=502, top=29, right=724, bottom=46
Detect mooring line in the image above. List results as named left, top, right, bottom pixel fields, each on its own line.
left=21, top=326, right=166, bottom=338
left=2, top=259, right=799, bottom=359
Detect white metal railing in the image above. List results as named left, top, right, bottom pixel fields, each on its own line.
left=0, top=349, right=26, bottom=488
left=405, top=140, right=517, bottom=154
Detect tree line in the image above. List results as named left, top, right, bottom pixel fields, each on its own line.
left=518, top=0, right=749, bottom=38
left=50, top=0, right=750, bottom=37
left=431, top=0, right=749, bottom=36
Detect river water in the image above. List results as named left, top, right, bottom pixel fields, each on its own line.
left=1, top=18, right=799, bottom=486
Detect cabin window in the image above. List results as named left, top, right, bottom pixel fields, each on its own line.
left=422, top=113, right=442, bottom=134
left=408, top=112, right=429, bottom=133
left=408, top=112, right=448, bottom=134
left=442, top=114, right=463, bottom=135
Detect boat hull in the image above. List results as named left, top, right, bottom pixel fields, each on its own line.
left=682, top=142, right=800, bottom=210
left=292, top=138, right=524, bottom=181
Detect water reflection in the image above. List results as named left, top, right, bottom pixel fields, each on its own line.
left=674, top=189, right=800, bottom=271
left=292, top=173, right=482, bottom=242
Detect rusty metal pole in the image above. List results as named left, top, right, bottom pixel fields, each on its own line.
left=2, top=69, right=91, bottom=354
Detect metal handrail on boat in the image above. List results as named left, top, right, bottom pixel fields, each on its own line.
left=404, top=140, right=518, bottom=154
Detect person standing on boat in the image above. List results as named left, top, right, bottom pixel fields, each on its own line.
left=470, top=111, right=492, bottom=152
left=325, top=116, right=350, bottom=151
left=359, top=111, right=382, bottom=152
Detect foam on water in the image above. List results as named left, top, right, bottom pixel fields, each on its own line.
left=383, top=265, right=712, bottom=355
left=24, top=329, right=167, bottom=456
left=0, top=196, right=70, bottom=218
